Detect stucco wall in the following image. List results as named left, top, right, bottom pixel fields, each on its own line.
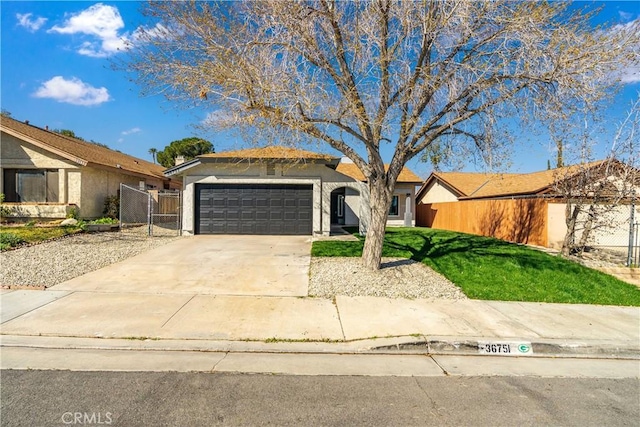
left=548, top=202, right=639, bottom=252
left=177, top=161, right=421, bottom=235
left=1, top=132, right=78, bottom=170
left=178, top=162, right=368, bottom=235
left=79, top=168, right=135, bottom=218
left=419, top=180, right=459, bottom=204
left=1, top=132, right=171, bottom=219
left=386, top=184, right=418, bottom=226
left=547, top=203, right=567, bottom=249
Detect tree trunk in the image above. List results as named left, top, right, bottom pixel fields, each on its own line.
left=577, top=204, right=596, bottom=250
left=562, top=202, right=580, bottom=256
left=362, top=180, right=394, bottom=270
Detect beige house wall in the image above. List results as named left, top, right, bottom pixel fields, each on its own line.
left=80, top=168, right=159, bottom=219
left=178, top=161, right=419, bottom=235
left=548, top=202, right=639, bottom=253
left=387, top=183, right=418, bottom=226
left=547, top=203, right=567, bottom=249
left=418, top=180, right=459, bottom=204
left=1, top=132, right=79, bottom=170
left=180, top=162, right=367, bottom=236
left=1, top=132, right=174, bottom=219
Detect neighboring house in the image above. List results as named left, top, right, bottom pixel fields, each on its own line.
left=416, top=161, right=639, bottom=249
left=1, top=116, right=180, bottom=219
left=164, top=146, right=422, bottom=236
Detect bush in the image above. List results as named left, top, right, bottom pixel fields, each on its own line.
left=91, top=217, right=118, bottom=224
left=103, top=195, right=119, bottom=219
left=0, top=193, right=13, bottom=219
left=0, top=232, right=25, bottom=250
left=67, top=206, right=80, bottom=220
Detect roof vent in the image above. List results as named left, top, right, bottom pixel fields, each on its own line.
left=24, top=120, right=29, bottom=125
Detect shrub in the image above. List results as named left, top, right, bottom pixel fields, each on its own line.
left=67, top=206, right=80, bottom=220
left=91, top=217, right=118, bottom=224
left=0, top=194, right=13, bottom=219
left=103, top=195, right=120, bottom=219
left=0, top=232, right=25, bottom=250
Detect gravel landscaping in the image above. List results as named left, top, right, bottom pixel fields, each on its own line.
left=0, top=228, right=181, bottom=288
left=309, top=257, right=468, bottom=300
left=3, top=229, right=467, bottom=299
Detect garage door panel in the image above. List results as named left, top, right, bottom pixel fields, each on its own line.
left=196, top=184, right=312, bottom=235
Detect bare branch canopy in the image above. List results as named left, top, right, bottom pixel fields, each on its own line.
left=125, top=0, right=639, bottom=269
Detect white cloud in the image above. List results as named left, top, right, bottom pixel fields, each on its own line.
left=33, top=76, right=111, bottom=106
left=121, top=127, right=141, bottom=136
left=17, top=13, right=47, bottom=32
left=48, top=3, right=126, bottom=57
left=619, top=11, right=635, bottom=22
left=132, top=23, right=170, bottom=43
left=608, top=19, right=640, bottom=84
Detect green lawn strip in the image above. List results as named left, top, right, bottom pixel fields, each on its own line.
left=311, top=227, right=640, bottom=306
left=0, top=226, right=81, bottom=250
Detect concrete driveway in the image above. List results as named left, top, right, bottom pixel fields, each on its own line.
left=51, top=235, right=311, bottom=296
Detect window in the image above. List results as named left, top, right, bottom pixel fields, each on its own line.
left=2, top=169, right=59, bottom=203
left=389, top=195, right=399, bottom=216
left=266, top=162, right=276, bottom=176
left=337, top=195, right=345, bottom=218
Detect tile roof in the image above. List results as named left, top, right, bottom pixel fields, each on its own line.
left=199, top=146, right=337, bottom=161
left=423, top=161, right=606, bottom=200
left=336, top=162, right=423, bottom=183
left=1, top=116, right=170, bottom=181
left=429, top=172, right=505, bottom=196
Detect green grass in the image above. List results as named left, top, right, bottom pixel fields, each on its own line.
left=0, top=226, right=81, bottom=250
left=312, top=227, right=640, bottom=306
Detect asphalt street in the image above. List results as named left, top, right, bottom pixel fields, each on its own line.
left=1, top=370, right=638, bottom=426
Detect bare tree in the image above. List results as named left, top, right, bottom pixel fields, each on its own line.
left=554, top=98, right=639, bottom=257
left=126, top=0, right=639, bottom=269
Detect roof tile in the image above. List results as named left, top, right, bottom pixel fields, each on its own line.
left=1, top=116, right=169, bottom=180
left=336, top=163, right=423, bottom=183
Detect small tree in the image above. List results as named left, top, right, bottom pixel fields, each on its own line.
left=149, top=148, right=158, bottom=164
left=127, top=1, right=639, bottom=269
left=554, top=99, right=639, bottom=256
left=53, top=129, right=85, bottom=140
left=156, top=137, right=214, bottom=168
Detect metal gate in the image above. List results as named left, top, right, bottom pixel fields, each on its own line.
left=119, top=183, right=181, bottom=236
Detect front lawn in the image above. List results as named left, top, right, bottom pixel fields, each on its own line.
left=0, top=225, right=82, bottom=250
left=312, top=227, right=640, bottom=306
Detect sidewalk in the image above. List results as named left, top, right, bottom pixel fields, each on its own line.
left=2, top=288, right=639, bottom=359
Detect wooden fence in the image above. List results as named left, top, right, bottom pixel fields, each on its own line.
left=416, top=199, right=549, bottom=247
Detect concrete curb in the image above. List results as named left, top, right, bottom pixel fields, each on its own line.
left=2, top=334, right=638, bottom=360
left=370, top=336, right=640, bottom=359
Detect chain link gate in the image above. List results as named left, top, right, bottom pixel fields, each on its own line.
left=569, top=202, right=640, bottom=266
left=149, top=189, right=182, bottom=236
left=119, top=184, right=181, bottom=236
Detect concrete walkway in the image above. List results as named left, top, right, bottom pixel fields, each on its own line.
left=2, top=289, right=638, bottom=359
left=1, top=234, right=639, bottom=365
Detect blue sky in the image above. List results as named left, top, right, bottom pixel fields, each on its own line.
left=1, top=1, right=638, bottom=178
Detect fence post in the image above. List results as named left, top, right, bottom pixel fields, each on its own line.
left=147, top=191, right=152, bottom=236
left=628, top=199, right=636, bottom=267
left=119, top=183, right=123, bottom=232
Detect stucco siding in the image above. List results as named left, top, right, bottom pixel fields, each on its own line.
left=79, top=168, right=149, bottom=218
left=547, top=203, right=566, bottom=249
left=1, top=131, right=78, bottom=169
left=178, top=162, right=367, bottom=235
left=419, top=180, right=459, bottom=204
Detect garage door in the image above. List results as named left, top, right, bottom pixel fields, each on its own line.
left=195, top=184, right=313, bottom=235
